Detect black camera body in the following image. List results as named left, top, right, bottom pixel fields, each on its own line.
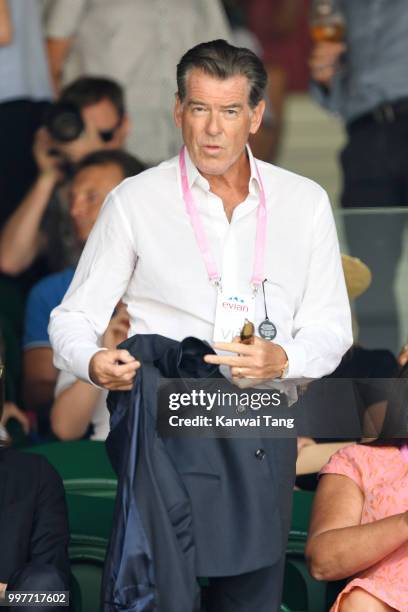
left=43, top=102, right=85, bottom=143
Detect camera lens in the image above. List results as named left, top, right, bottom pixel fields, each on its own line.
left=44, top=102, right=84, bottom=143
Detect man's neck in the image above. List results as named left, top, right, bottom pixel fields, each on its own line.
left=201, top=151, right=251, bottom=222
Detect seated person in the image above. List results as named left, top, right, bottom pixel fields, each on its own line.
left=306, top=365, right=408, bottom=612
left=0, top=400, right=70, bottom=610
left=0, top=76, right=131, bottom=277
left=22, top=150, right=144, bottom=433
left=51, top=302, right=129, bottom=440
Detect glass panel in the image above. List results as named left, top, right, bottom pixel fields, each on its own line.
left=334, top=207, right=408, bottom=354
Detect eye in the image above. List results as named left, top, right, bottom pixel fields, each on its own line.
left=192, top=106, right=206, bottom=113
left=224, top=108, right=238, bottom=117
left=87, top=191, right=99, bottom=204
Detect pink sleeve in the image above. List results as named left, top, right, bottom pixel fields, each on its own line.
left=319, top=444, right=365, bottom=491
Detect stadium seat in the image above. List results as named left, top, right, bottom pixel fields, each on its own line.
left=67, top=493, right=114, bottom=612
left=24, top=440, right=117, bottom=497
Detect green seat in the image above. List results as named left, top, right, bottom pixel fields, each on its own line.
left=24, top=440, right=117, bottom=497
left=67, top=494, right=115, bottom=612
left=70, top=573, right=83, bottom=612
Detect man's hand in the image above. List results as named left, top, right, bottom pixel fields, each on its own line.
left=89, top=349, right=140, bottom=391
left=33, top=127, right=64, bottom=180
left=309, top=42, right=346, bottom=86
left=203, top=336, right=288, bottom=381
left=0, top=582, right=6, bottom=593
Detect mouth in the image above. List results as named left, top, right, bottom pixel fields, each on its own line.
left=201, top=145, right=223, bottom=153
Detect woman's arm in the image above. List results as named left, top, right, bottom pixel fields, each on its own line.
left=51, top=377, right=101, bottom=440
left=306, top=473, right=408, bottom=581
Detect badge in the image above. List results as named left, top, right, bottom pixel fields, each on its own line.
left=213, top=292, right=256, bottom=343
left=258, top=318, right=277, bottom=341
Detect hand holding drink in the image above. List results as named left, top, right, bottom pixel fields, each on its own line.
left=309, top=0, right=346, bottom=86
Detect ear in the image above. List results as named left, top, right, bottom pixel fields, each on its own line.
left=249, top=99, right=266, bottom=135
left=174, top=94, right=183, bottom=128
left=120, top=113, right=131, bottom=137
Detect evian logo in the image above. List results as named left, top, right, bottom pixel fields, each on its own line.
left=222, top=296, right=249, bottom=312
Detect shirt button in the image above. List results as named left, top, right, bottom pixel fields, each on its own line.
left=255, top=449, right=266, bottom=460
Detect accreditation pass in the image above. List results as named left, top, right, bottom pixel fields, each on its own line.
left=0, top=592, right=69, bottom=606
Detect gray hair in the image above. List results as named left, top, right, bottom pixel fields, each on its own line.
left=177, top=39, right=267, bottom=109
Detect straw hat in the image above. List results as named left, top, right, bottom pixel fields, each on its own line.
left=341, top=254, right=372, bottom=300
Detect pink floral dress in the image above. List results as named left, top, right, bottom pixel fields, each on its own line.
left=320, top=443, right=408, bottom=611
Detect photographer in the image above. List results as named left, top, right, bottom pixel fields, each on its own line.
left=0, top=76, right=130, bottom=276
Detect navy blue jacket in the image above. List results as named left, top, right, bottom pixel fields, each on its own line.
left=102, top=334, right=296, bottom=611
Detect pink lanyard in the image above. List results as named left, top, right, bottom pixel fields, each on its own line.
left=179, top=145, right=267, bottom=292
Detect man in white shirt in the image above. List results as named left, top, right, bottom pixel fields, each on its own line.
left=50, top=40, right=352, bottom=611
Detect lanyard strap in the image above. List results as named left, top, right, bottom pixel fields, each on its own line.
left=179, top=145, right=267, bottom=290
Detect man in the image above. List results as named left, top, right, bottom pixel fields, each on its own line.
left=309, top=1, right=408, bottom=352
left=0, top=76, right=130, bottom=276
left=0, top=391, right=70, bottom=610
left=50, top=40, right=352, bottom=611
left=45, top=0, right=231, bottom=165
left=22, top=150, right=143, bottom=433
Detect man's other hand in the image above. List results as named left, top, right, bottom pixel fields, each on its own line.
left=204, top=336, right=288, bottom=381
left=309, top=42, right=346, bottom=86
left=89, top=349, right=140, bottom=391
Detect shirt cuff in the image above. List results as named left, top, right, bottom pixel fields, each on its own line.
left=277, top=341, right=307, bottom=380
left=72, top=346, right=107, bottom=387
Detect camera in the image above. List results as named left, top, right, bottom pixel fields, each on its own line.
left=43, top=102, right=85, bottom=144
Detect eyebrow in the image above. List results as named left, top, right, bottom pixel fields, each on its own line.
left=187, top=100, right=243, bottom=109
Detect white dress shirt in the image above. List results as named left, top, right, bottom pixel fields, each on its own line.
left=49, top=147, right=352, bottom=384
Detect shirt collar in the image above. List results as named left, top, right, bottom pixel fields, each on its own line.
left=182, top=144, right=262, bottom=195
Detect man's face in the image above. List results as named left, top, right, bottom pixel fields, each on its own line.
left=69, top=163, right=124, bottom=242
left=174, top=69, right=265, bottom=177
left=58, top=98, right=130, bottom=163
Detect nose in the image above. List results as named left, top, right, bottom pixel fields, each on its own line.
left=70, top=193, right=87, bottom=218
left=205, top=111, right=222, bottom=137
